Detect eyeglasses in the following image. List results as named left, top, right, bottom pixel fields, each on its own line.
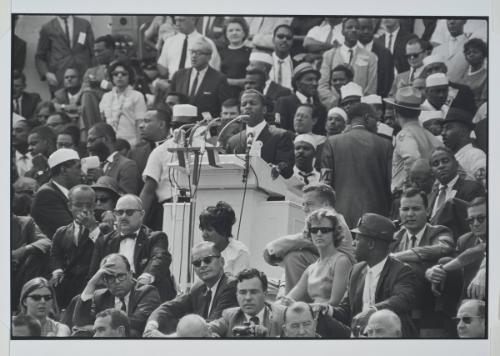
left=112, top=71, right=129, bottom=77
left=113, top=209, right=142, bottom=216
left=27, top=294, right=53, bottom=302
left=103, top=272, right=128, bottom=284
left=453, top=316, right=482, bottom=324
left=276, top=34, right=293, bottom=40
left=192, top=255, right=220, bottom=268
left=309, top=227, right=334, bottom=234
left=190, top=50, right=210, bottom=56
left=466, top=215, right=486, bottom=225
left=405, top=51, right=423, bottom=59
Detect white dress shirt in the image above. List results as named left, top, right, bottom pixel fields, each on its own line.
left=402, top=225, right=427, bottom=251
left=15, top=150, right=33, bottom=177
left=119, top=229, right=141, bottom=273
left=362, top=257, right=388, bottom=311
left=189, top=66, right=209, bottom=96
left=57, top=16, right=74, bottom=47
left=115, top=292, right=130, bottom=311
left=269, top=52, right=293, bottom=90
left=358, top=40, right=373, bottom=52
left=246, top=120, right=267, bottom=141
left=293, top=166, right=321, bottom=185
left=103, top=151, right=118, bottom=173
left=295, top=91, right=311, bottom=104
left=431, top=174, right=459, bottom=217
left=384, top=27, right=400, bottom=54
left=206, top=274, right=223, bottom=315
left=339, top=44, right=358, bottom=64
left=244, top=306, right=266, bottom=324
left=455, top=143, right=487, bottom=180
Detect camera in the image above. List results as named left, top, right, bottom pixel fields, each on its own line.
left=232, top=322, right=256, bottom=337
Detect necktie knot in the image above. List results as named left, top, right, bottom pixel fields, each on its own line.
left=410, top=235, right=417, bottom=248
left=120, top=233, right=136, bottom=241
left=119, top=297, right=127, bottom=312
left=249, top=316, right=260, bottom=325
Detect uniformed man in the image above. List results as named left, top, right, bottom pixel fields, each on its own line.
left=384, top=87, right=442, bottom=192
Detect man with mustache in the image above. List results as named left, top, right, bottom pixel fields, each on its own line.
left=293, top=134, right=320, bottom=186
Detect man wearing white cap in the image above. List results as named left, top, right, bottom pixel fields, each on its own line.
left=321, top=103, right=393, bottom=228
left=339, top=82, right=363, bottom=114
left=422, top=73, right=450, bottom=116
left=318, top=18, right=377, bottom=106
left=325, top=107, right=347, bottom=136
left=31, top=148, right=82, bottom=238
left=389, top=38, right=427, bottom=97
left=361, top=94, right=394, bottom=140
left=247, top=51, right=292, bottom=102
left=419, top=110, right=444, bottom=137
left=384, top=87, right=442, bottom=192
left=293, top=134, right=320, bottom=185
left=170, top=37, right=231, bottom=118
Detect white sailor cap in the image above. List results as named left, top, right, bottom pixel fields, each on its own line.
left=327, top=107, right=348, bottom=122
left=48, top=148, right=80, bottom=169
left=361, top=94, right=383, bottom=105
left=340, top=82, right=363, bottom=102
left=423, top=55, right=445, bottom=68
left=249, top=51, right=273, bottom=66
left=294, top=134, right=318, bottom=150
left=172, top=104, right=198, bottom=117
left=419, top=110, right=444, bottom=125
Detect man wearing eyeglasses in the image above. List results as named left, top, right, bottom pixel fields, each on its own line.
left=74, top=253, right=160, bottom=337
left=389, top=38, right=427, bottom=97
left=143, top=241, right=238, bottom=337
left=455, top=299, right=485, bottom=338
left=87, top=194, right=176, bottom=302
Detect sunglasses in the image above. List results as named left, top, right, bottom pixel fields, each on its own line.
left=112, top=71, right=129, bottom=77
left=103, top=273, right=128, bottom=284
left=309, top=227, right=334, bottom=234
left=192, top=255, right=220, bottom=268
left=466, top=215, right=486, bottom=225
left=405, top=51, right=423, bottom=59
left=113, top=209, right=142, bottom=216
left=27, top=294, right=53, bottom=302
left=276, top=34, right=293, bottom=40
left=96, top=197, right=111, bottom=204
left=453, top=316, right=482, bottom=324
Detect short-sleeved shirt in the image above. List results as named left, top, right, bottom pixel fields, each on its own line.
left=455, top=143, right=486, bottom=182
left=221, top=238, right=251, bottom=276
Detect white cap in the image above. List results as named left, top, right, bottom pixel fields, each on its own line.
left=361, top=94, right=383, bottom=105
left=294, top=134, right=318, bottom=150
left=249, top=51, right=273, bottom=66
left=340, top=82, right=363, bottom=101
left=327, top=107, right=348, bottom=122
left=48, top=148, right=80, bottom=169
left=173, top=104, right=198, bottom=117
left=426, top=73, right=449, bottom=87
left=419, top=110, right=444, bottom=125
left=423, top=55, right=445, bottom=67
left=12, top=113, right=26, bottom=125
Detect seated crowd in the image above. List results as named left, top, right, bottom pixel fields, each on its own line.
left=11, top=15, right=487, bottom=338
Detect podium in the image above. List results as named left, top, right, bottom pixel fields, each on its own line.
left=163, top=154, right=305, bottom=289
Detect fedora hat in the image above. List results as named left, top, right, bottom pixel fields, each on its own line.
left=383, top=86, right=423, bottom=111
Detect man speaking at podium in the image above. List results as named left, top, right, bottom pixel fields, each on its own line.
left=226, top=89, right=295, bottom=179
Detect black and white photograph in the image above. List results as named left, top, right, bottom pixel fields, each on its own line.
left=5, top=0, right=495, bottom=354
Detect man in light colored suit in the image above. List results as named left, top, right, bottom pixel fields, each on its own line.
left=318, top=18, right=377, bottom=108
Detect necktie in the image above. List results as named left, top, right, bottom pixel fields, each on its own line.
left=64, top=17, right=71, bottom=48
left=179, top=35, right=189, bottom=70
left=307, top=97, right=313, bottom=104
left=119, top=297, right=127, bottom=312
left=348, top=49, right=354, bottom=64
left=277, top=59, right=284, bottom=85
left=410, top=235, right=417, bottom=248
left=14, top=98, right=20, bottom=114
left=298, top=171, right=313, bottom=185
left=203, top=288, right=212, bottom=318
left=120, top=233, right=137, bottom=241
left=250, top=316, right=260, bottom=325
left=435, top=185, right=448, bottom=214
left=388, top=33, right=393, bottom=53
left=190, top=70, right=199, bottom=97
left=410, top=69, right=415, bottom=83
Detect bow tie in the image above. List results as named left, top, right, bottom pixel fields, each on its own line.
left=120, top=233, right=137, bottom=241
left=298, top=171, right=314, bottom=185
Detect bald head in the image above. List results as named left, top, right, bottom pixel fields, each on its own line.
left=365, top=309, right=402, bottom=338
left=176, top=314, right=210, bottom=337
left=283, top=301, right=316, bottom=337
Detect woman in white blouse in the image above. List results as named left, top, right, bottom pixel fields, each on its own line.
left=99, top=61, right=147, bottom=147
left=199, top=201, right=250, bottom=276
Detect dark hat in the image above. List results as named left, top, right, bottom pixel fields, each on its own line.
left=141, top=57, right=158, bottom=71
left=91, top=176, right=122, bottom=198
left=350, top=213, right=396, bottom=242
left=293, top=62, right=320, bottom=82
left=443, top=107, right=474, bottom=129
left=383, top=86, right=423, bottom=111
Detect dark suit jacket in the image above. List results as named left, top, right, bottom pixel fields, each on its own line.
left=321, top=127, right=393, bottom=228
left=375, top=30, right=415, bottom=74
left=14, top=92, right=41, bottom=121
left=170, top=66, right=231, bottom=118
left=13, top=34, right=27, bottom=72
left=73, top=284, right=161, bottom=336
left=104, top=152, right=140, bottom=194
left=371, top=40, right=395, bottom=98
left=332, top=257, right=418, bottom=337
left=265, top=81, right=292, bottom=103
left=147, top=273, right=238, bottom=333
left=226, top=123, right=295, bottom=179
left=429, top=177, right=485, bottom=215
left=448, top=82, right=477, bottom=115
left=50, top=222, right=95, bottom=308
left=31, top=180, right=73, bottom=239
left=88, top=225, right=176, bottom=302
left=35, top=16, right=95, bottom=89
left=209, top=303, right=286, bottom=337
left=274, top=93, right=327, bottom=135
left=128, top=140, right=154, bottom=176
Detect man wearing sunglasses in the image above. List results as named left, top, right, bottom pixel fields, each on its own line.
left=144, top=241, right=238, bottom=337
left=75, top=253, right=160, bottom=337
left=269, top=25, right=295, bottom=91
left=389, top=37, right=427, bottom=97
left=455, top=299, right=485, bottom=338
left=87, top=194, right=176, bottom=302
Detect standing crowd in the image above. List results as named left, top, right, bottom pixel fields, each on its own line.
left=11, top=15, right=487, bottom=338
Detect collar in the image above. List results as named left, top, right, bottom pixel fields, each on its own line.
left=450, top=34, right=465, bottom=42
left=115, top=291, right=131, bottom=305
left=206, top=273, right=224, bottom=294
left=367, top=256, right=388, bottom=276
left=272, top=52, right=291, bottom=63
left=263, top=79, right=272, bottom=94
left=295, top=91, right=310, bottom=104
left=405, top=224, right=427, bottom=244
left=439, top=174, right=459, bottom=189
left=244, top=306, right=266, bottom=323
left=15, top=150, right=32, bottom=160
left=192, top=65, right=209, bottom=77
left=246, top=120, right=267, bottom=139
left=468, top=62, right=486, bottom=75
left=386, top=26, right=400, bottom=38
left=52, top=180, right=69, bottom=199
left=358, top=40, right=373, bottom=52
left=113, top=85, right=133, bottom=96
left=410, top=65, right=424, bottom=77
left=106, top=151, right=118, bottom=163
left=120, top=228, right=141, bottom=238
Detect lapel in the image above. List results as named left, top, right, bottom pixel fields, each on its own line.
left=51, top=18, right=65, bottom=41
left=184, top=68, right=193, bottom=95
left=262, top=305, right=271, bottom=330
left=428, top=183, right=439, bottom=215
left=128, top=285, right=138, bottom=312
left=194, top=67, right=212, bottom=100
left=71, top=17, right=81, bottom=48
left=419, top=224, right=431, bottom=246
left=256, top=123, right=270, bottom=143
left=133, top=226, right=147, bottom=270
left=48, top=180, right=70, bottom=208
left=105, top=153, right=121, bottom=175
left=390, top=229, right=405, bottom=252
left=375, top=258, right=392, bottom=299
left=353, top=263, right=368, bottom=313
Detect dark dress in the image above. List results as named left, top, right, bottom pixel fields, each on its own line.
left=220, top=45, right=252, bottom=98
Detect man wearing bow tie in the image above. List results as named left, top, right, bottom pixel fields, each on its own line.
left=293, top=134, right=320, bottom=186
left=87, top=194, right=176, bottom=302
left=143, top=241, right=238, bottom=336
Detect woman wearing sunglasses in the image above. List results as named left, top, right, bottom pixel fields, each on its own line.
left=99, top=61, right=147, bottom=147
left=18, top=277, right=70, bottom=337
left=199, top=201, right=250, bottom=276
left=284, top=208, right=352, bottom=308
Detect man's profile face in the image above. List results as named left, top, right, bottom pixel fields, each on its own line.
left=57, top=133, right=76, bottom=150
left=236, top=276, right=266, bottom=316
left=86, top=128, right=109, bottom=157
left=138, top=111, right=163, bottom=141
left=165, top=95, right=181, bottom=109
left=399, top=194, right=427, bottom=233
left=94, top=41, right=114, bottom=65
left=12, top=121, right=30, bottom=146
left=93, top=316, right=124, bottom=337
left=293, top=106, right=315, bottom=134
left=27, top=133, right=48, bottom=156
left=456, top=302, right=485, bottom=338
left=283, top=310, right=316, bottom=337
left=441, top=122, right=466, bottom=152
left=302, top=190, right=329, bottom=215
left=430, top=150, right=458, bottom=184
left=221, top=106, right=239, bottom=121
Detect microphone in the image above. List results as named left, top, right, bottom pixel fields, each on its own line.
left=173, top=124, right=196, bottom=146
left=215, top=115, right=249, bottom=147
left=243, top=131, right=254, bottom=183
